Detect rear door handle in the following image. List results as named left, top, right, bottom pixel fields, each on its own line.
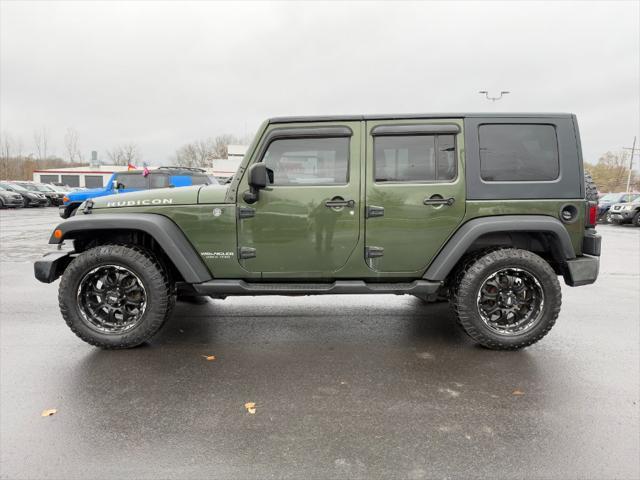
left=423, top=196, right=455, bottom=206
left=325, top=198, right=355, bottom=208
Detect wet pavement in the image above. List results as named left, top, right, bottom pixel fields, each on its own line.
left=1, top=208, right=639, bottom=479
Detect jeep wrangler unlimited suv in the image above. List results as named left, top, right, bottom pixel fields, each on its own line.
left=34, top=113, right=601, bottom=350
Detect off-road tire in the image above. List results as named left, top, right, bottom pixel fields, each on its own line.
left=451, top=248, right=561, bottom=350
left=584, top=172, right=598, bottom=202
left=59, top=244, right=175, bottom=348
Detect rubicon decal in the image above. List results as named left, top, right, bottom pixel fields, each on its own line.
left=106, top=199, right=174, bottom=207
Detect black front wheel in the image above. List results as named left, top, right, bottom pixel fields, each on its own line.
left=59, top=245, right=175, bottom=348
left=451, top=248, right=561, bottom=350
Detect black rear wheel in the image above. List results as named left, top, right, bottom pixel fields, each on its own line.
left=452, top=248, right=561, bottom=350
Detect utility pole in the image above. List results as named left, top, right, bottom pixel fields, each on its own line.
left=623, top=136, right=637, bottom=193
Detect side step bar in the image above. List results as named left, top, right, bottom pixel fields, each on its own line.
left=192, top=279, right=441, bottom=297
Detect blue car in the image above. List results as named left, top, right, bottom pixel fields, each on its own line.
left=59, top=167, right=216, bottom=218
left=597, top=192, right=640, bottom=223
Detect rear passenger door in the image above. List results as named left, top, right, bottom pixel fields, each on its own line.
left=364, top=120, right=466, bottom=273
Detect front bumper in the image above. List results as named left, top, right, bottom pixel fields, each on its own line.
left=609, top=211, right=634, bottom=223
left=34, top=251, right=74, bottom=283
left=3, top=197, right=24, bottom=207
left=59, top=203, right=80, bottom=219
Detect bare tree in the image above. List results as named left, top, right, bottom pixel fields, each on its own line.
left=107, top=143, right=141, bottom=166
left=33, top=127, right=49, bottom=161
left=175, top=139, right=216, bottom=167
left=0, top=131, right=13, bottom=179
left=64, top=128, right=83, bottom=163
left=212, top=134, right=238, bottom=159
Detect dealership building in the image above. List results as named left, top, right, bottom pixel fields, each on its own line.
left=32, top=145, right=248, bottom=187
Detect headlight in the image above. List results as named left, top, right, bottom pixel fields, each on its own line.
left=622, top=205, right=634, bottom=211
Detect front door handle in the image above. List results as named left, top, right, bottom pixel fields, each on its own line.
left=325, top=198, right=355, bottom=209
left=423, top=196, right=455, bottom=206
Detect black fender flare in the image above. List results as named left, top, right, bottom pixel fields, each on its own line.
left=423, top=215, right=576, bottom=281
left=49, top=213, right=212, bottom=283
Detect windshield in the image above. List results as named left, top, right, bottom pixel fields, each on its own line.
left=35, top=184, right=54, bottom=192
left=17, top=183, right=40, bottom=192
left=599, top=193, right=619, bottom=202
left=0, top=182, right=27, bottom=192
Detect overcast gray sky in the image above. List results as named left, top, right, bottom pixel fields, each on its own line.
left=1, top=1, right=638, bottom=165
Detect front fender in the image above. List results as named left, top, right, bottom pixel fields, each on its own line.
left=49, top=213, right=212, bottom=283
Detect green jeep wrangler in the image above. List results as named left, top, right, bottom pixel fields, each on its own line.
left=35, top=113, right=601, bottom=350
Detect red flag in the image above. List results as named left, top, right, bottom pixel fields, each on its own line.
left=142, top=166, right=150, bottom=177
left=127, top=163, right=136, bottom=171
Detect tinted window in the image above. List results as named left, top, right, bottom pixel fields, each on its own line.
left=149, top=174, right=169, bottom=189
left=61, top=175, right=80, bottom=187
left=84, top=175, right=103, bottom=188
left=115, top=174, right=147, bottom=189
left=374, top=135, right=456, bottom=182
left=40, top=175, right=59, bottom=184
left=262, top=137, right=349, bottom=185
left=190, top=175, right=212, bottom=185
left=479, top=124, right=559, bottom=181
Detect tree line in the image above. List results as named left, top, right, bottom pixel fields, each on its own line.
left=585, top=151, right=639, bottom=193
left=1, top=129, right=251, bottom=180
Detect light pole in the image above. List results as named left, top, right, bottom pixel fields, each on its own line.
left=479, top=90, right=510, bottom=102
left=623, top=136, right=637, bottom=193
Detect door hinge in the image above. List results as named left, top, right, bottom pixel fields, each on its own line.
left=238, top=207, right=255, bottom=219
left=366, top=205, right=384, bottom=218
left=239, top=247, right=256, bottom=259
left=365, top=246, right=384, bottom=258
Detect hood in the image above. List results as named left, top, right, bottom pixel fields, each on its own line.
left=92, top=185, right=203, bottom=210
left=197, top=184, right=230, bottom=204
left=66, top=187, right=106, bottom=202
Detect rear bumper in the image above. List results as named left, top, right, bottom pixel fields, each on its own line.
left=34, top=252, right=73, bottom=283
left=564, top=255, right=600, bottom=287
left=563, top=230, right=600, bottom=287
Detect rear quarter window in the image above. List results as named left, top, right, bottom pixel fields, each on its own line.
left=479, top=124, right=559, bottom=182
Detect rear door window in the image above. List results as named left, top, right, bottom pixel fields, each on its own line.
left=479, top=124, right=559, bottom=181
left=374, top=134, right=456, bottom=182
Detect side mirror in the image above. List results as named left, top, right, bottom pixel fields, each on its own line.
left=243, top=163, right=268, bottom=204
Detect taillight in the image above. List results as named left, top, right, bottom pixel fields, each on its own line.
left=586, top=201, right=597, bottom=227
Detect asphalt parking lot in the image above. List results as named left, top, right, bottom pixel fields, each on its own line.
left=1, top=207, right=638, bottom=480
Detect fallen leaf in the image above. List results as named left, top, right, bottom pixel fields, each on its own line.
left=202, top=355, right=216, bottom=361
left=41, top=409, right=57, bottom=417
left=512, top=389, right=525, bottom=396
left=244, top=402, right=256, bottom=414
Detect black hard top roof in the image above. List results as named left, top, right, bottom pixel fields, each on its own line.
left=269, top=113, right=574, bottom=124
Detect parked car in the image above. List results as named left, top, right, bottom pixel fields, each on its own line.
left=608, top=197, right=640, bottom=226
left=0, top=181, right=48, bottom=207
left=0, top=184, right=25, bottom=208
left=15, top=182, right=65, bottom=206
left=36, top=112, right=601, bottom=351
left=597, top=192, right=640, bottom=223
left=59, top=167, right=216, bottom=218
